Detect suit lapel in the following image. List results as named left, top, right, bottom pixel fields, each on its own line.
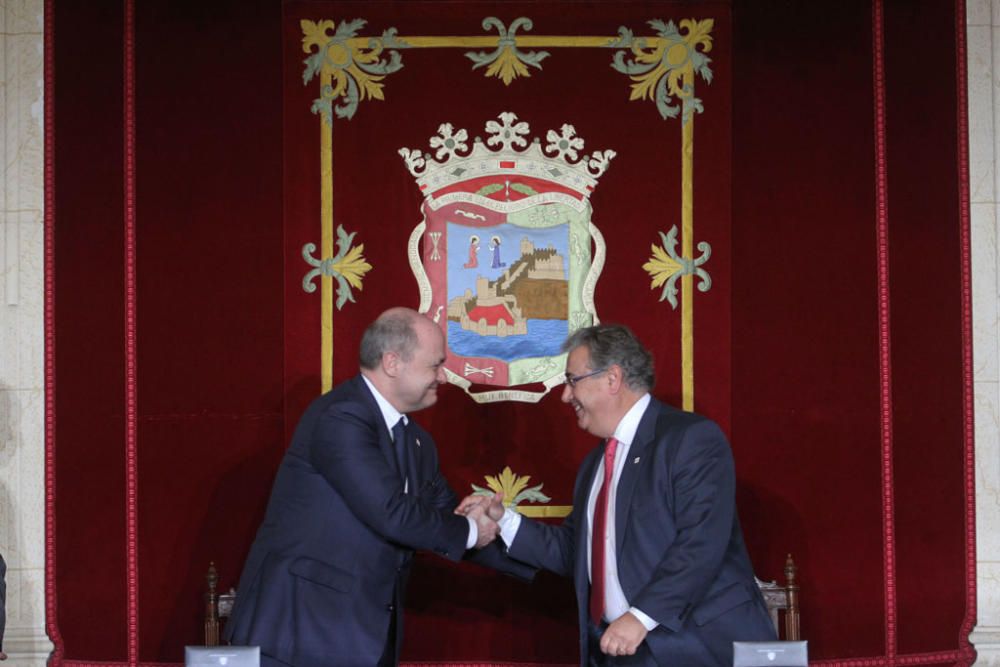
left=353, top=375, right=399, bottom=476
left=614, top=399, right=659, bottom=558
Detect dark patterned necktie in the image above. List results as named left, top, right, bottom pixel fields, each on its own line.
left=590, top=437, right=619, bottom=625
left=391, top=417, right=409, bottom=490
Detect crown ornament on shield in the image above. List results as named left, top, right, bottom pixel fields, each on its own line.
left=398, top=112, right=616, bottom=200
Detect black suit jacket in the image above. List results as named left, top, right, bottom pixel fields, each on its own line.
left=508, top=398, right=776, bottom=666
left=225, top=375, right=533, bottom=666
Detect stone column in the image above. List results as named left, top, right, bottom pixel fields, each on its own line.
left=0, top=0, right=52, bottom=664
left=970, top=0, right=1000, bottom=664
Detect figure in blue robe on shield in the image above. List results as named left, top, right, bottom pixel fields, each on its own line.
left=490, top=235, right=506, bottom=269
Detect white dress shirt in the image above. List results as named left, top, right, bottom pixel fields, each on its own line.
left=499, top=393, right=658, bottom=630
left=362, top=375, right=478, bottom=549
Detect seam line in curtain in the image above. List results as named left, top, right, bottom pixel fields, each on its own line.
left=953, top=0, right=979, bottom=663
left=44, top=0, right=65, bottom=662
left=123, top=0, right=140, bottom=663
left=871, top=0, right=898, bottom=659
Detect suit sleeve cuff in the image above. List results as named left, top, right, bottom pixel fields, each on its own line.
left=465, top=516, right=478, bottom=549
left=629, top=607, right=659, bottom=632
left=498, top=507, right=521, bottom=547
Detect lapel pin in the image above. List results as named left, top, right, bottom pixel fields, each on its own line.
left=634, top=456, right=640, bottom=464
left=416, top=438, right=421, bottom=447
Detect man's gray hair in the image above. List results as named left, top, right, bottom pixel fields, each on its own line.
left=562, top=324, right=655, bottom=392
left=359, top=311, right=419, bottom=370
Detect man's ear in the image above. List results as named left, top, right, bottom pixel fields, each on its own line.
left=606, top=364, right=624, bottom=393
left=382, top=351, right=401, bottom=378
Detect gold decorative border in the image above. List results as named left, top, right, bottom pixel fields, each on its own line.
left=306, top=17, right=715, bottom=410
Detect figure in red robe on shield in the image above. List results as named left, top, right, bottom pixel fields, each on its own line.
left=463, top=235, right=480, bottom=269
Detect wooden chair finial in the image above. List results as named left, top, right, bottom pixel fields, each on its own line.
left=784, top=554, right=797, bottom=586
left=204, top=562, right=220, bottom=646
left=784, top=553, right=800, bottom=641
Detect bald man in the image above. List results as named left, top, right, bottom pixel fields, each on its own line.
left=226, top=308, right=533, bottom=667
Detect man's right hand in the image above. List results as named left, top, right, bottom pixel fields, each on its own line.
left=456, top=492, right=505, bottom=521
left=467, top=504, right=500, bottom=548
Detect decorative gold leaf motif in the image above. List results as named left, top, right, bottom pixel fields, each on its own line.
left=302, top=225, right=373, bottom=310
left=301, top=19, right=335, bottom=53
left=485, top=48, right=531, bottom=86
left=302, top=19, right=405, bottom=122
left=481, top=466, right=541, bottom=506
left=642, top=243, right=682, bottom=289
left=330, top=243, right=372, bottom=290
left=679, top=18, right=714, bottom=53
left=629, top=63, right=668, bottom=101
left=347, top=65, right=387, bottom=101
left=640, top=226, right=712, bottom=310
left=610, top=18, right=714, bottom=122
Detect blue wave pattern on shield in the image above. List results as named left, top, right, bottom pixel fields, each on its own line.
left=447, top=319, right=569, bottom=362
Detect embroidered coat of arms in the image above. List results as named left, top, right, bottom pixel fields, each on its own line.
left=401, top=112, right=614, bottom=402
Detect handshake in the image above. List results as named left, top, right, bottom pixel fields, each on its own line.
left=455, top=492, right=506, bottom=549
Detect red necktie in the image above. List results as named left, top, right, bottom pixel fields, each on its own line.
left=590, top=437, right=619, bottom=625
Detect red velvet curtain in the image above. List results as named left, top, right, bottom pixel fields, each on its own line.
left=50, top=1, right=974, bottom=665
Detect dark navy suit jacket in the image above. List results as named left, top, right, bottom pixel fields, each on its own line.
left=508, top=398, right=776, bottom=666
left=225, top=375, right=533, bottom=666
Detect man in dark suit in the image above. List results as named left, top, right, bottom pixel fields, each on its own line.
left=226, top=307, right=532, bottom=667
left=460, top=324, right=775, bottom=666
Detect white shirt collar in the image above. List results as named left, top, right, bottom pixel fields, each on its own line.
left=612, top=393, right=651, bottom=446
left=361, top=374, right=406, bottom=436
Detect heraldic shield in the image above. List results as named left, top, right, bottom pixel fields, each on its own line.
left=400, top=112, right=615, bottom=403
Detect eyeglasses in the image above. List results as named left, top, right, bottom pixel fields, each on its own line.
left=565, top=368, right=606, bottom=388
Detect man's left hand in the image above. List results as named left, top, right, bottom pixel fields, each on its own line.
left=599, top=612, right=647, bottom=657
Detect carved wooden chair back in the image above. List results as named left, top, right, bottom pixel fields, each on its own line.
left=755, top=553, right=801, bottom=641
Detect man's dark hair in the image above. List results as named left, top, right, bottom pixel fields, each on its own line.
left=359, top=312, right=419, bottom=370
left=562, top=324, right=655, bottom=392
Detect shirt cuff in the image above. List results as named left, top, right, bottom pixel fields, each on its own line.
left=629, top=607, right=659, bottom=632
left=465, top=516, right=478, bottom=549
left=498, top=507, right=522, bottom=547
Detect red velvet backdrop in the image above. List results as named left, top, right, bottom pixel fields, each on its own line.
left=50, top=0, right=974, bottom=665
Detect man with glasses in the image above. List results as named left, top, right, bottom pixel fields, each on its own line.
left=459, top=324, right=775, bottom=666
